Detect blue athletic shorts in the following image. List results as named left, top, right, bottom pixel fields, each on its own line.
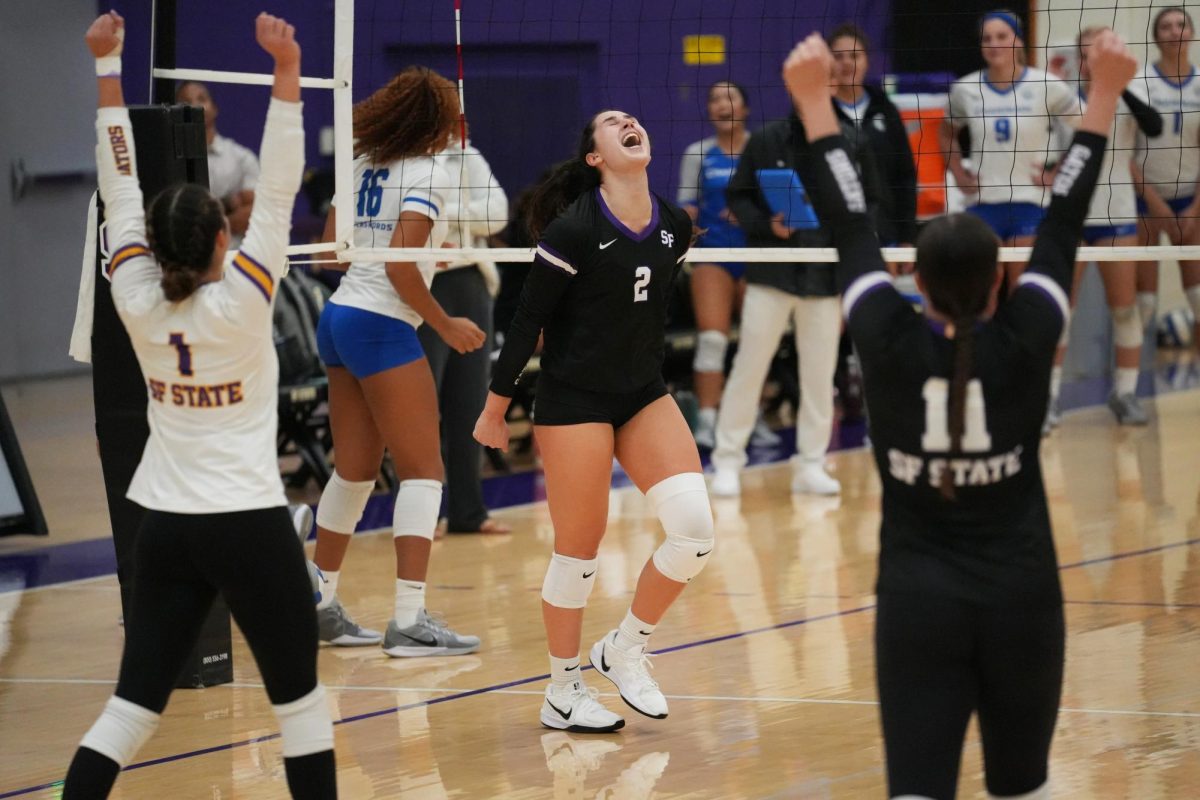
left=316, top=301, right=424, bottom=378
left=1082, top=223, right=1138, bottom=244
left=692, top=261, right=746, bottom=280
left=966, top=202, right=1046, bottom=240
left=1135, top=194, right=1194, bottom=216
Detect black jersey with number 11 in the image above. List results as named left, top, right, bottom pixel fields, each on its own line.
left=805, top=129, right=1108, bottom=607
left=491, top=188, right=693, bottom=396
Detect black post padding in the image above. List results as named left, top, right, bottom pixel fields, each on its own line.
left=93, top=104, right=231, bottom=689
left=150, top=0, right=178, bottom=105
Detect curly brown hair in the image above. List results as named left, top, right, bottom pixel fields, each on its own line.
left=353, top=67, right=460, bottom=164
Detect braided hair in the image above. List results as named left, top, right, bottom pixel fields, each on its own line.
left=914, top=213, right=999, bottom=500
left=146, top=183, right=225, bottom=302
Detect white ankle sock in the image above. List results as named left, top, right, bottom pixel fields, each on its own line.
left=315, top=570, right=339, bottom=611
left=1115, top=367, right=1138, bottom=396
left=394, top=579, right=425, bottom=627
left=1049, top=366, right=1063, bottom=402
left=697, top=407, right=717, bottom=426
left=549, top=654, right=582, bottom=689
left=614, top=610, right=655, bottom=651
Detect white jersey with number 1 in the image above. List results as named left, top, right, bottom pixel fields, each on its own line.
left=1130, top=64, right=1200, bottom=201
left=95, top=99, right=305, bottom=514
left=948, top=67, right=1080, bottom=206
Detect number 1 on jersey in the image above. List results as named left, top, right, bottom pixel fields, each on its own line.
left=633, top=266, right=651, bottom=302
left=921, top=378, right=991, bottom=452
left=169, top=333, right=194, bottom=377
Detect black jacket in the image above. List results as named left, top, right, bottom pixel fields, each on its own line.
left=726, top=112, right=882, bottom=297
left=833, top=85, right=918, bottom=246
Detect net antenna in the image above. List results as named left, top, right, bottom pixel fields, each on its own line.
left=148, top=0, right=355, bottom=262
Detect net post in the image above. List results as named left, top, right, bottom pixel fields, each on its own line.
left=333, top=0, right=355, bottom=259
left=149, top=0, right=178, bottom=104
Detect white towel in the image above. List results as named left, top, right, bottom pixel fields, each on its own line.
left=68, top=191, right=100, bottom=364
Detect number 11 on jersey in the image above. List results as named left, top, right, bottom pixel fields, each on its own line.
left=921, top=378, right=991, bottom=452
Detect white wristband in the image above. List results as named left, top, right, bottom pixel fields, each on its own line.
left=96, top=56, right=122, bottom=78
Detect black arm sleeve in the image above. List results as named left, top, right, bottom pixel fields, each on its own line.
left=1026, top=130, right=1109, bottom=294
left=1122, top=89, right=1164, bottom=137
left=803, top=134, right=889, bottom=293
left=488, top=257, right=573, bottom=396
left=724, top=135, right=774, bottom=239
left=885, top=104, right=920, bottom=243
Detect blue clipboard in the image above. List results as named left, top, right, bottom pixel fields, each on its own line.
left=756, top=168, right=820, bottom=230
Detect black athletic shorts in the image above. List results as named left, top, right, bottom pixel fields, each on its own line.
left=875, top=589, right=1065, bottom=800
left=533, top=371, right=669, bottom=428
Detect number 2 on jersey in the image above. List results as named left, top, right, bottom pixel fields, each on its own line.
left=633, top=266, right=651, bottom=302
left=921, top=378, right=991, bottom=452
left=169, top=333, right=194, bottom=377
left=356, top=168, right=390, bottom=217
left=993, top=117, right=1011, bottom=143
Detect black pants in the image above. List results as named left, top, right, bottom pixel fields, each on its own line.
left=116, top=507, right=318, bottom=710
left=875, top=590, right=1064, bottom=800
left=417, top=267, right=493, bottom=531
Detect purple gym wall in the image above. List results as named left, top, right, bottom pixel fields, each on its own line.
left=109, top=0, right=891, bottom=212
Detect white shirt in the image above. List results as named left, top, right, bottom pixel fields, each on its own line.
left=432, top=143, right=508, bottom=294
left=328, top=154, right=450, bottom=328
left=95, top=99, right=304, bottom=513
left=1131, top=64, right=1200, bottom=200
left=207, top=133, right=259, bottom=202
left=949, top=67, right=1080, bottom=206
left=1086, top=94, right=1139, bottom=227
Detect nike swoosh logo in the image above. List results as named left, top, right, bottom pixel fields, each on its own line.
left=406, top=629, right=438, bottom=645
left=599, top=239, right=617, bottom=249
left=564, top=665, right=579, bottom=671
left=639, top=630, right=653, bottom=635
left=582, top=570, right=596, bottom=579
left=546, top=699, right=572, bottom=721
left=600, top=644, right=611, bottom=672
left=696, top=549, right=712, bottom=557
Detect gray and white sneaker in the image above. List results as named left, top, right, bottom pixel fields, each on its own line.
left=318, top=598, right=383, bottom=646
left=1108, top=392, right=1149, bottom=426
left=382, top=609, right=480, bottom=657
left=1042, top=398, right=1061, bottom=437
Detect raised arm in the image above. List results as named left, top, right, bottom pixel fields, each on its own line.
left=88, top=11, right=157, bottom=302
left=229, top=13, right=304, bottom=311
left=1121, top=89, right=1163, bottom=137
left=1024, top=31, right=1136, bottom=295
left=782, top=34, right=887, bottom=292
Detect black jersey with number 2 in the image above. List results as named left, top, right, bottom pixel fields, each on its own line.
left=491, top=188, right=693, bottom=396
left=805, top=129, right=1107, bottom=606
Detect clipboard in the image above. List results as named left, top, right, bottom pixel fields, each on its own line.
left=756, top=168, right=820, bottom=230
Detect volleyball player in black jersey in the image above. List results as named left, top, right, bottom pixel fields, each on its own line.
left=474, top=111, right=712, bottom=732
left=783, top=30, right=1136, bottom=800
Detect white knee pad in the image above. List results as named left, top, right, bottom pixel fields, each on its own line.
left=647, top=472, right=714, bottom=584
left=1187, top=284, right=1200, bottom=321
left=1111, top=305, right=1143, bottom=349
left=273, top=684, right=334, bottom=758
left=393, top=479, right=442, bottom=541
left=693, top=329, right=729, bottom=373
left=79, top=696, right=160, bottom=768
left=541, top=552, right=599, bottom=609
left=1137, top=291, right=1158, bottom=331
left=315, top=472, right=374, bottom=535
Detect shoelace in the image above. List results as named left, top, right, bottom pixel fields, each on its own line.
left=622, top=649, right=660, bottom=689
left=422, top=610, right=455, bottom=635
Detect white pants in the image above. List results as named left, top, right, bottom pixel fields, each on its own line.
left=713, top=285, right=841, bottom=470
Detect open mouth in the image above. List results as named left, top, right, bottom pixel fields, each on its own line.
left=621, top=131, right=643, bottom=148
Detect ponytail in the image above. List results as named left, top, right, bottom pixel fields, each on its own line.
left=146, top=183, right=225, bottom=302
left=940, top=315, right=977, bottom=501
left=524, top=115, right=602, bottom=240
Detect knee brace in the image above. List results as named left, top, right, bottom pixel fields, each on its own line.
left=693, top=330, right=729, bottom=373
left=79, top=696, right=160, bottom=768
left=393, top=479, right=443, bottom=541
left=315, top=472, right=374, bottom=535
left=1187, top=284, right=1200, bottom=321
left=541, top=552, right=599, bottom=609
left=647, top=472, right=714, bottom=584
left=1111, top=305, right=1143, bottom=349
left=273, top=684, right=334, bottom=758
left=1137, top=291, right=1158, bottom=331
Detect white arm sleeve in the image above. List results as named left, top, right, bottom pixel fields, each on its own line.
left=463, top=148, right=509, bottom=238
left=226, top=98, right=304, bottom=313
